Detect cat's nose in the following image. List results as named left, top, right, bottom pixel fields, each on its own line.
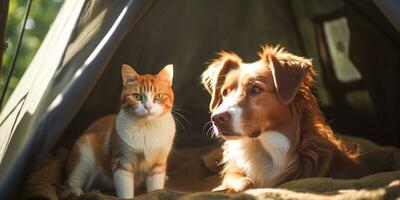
left=144, top=104, right=152, bottom=111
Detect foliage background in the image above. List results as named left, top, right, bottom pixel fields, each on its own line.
left=1, top=0, right=63, bottom=107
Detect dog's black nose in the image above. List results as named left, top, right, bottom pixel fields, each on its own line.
left=211, top=112, right=231, bottom=126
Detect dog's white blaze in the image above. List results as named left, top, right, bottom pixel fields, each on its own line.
left=215, top=89, right=244, bottom=134
left=229, top=105, right=242, bottom=134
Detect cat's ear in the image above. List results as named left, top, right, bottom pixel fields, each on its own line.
left=121, top=64, right=139, bottom=86
left=157, top=64, right=174, bottom=85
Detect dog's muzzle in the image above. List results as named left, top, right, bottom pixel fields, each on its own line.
left=211, top=111, right=237, bottom=136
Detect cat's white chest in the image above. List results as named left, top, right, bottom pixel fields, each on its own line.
left=116, top=112, right=176, bottom=157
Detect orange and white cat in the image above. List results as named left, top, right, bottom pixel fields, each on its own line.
left=66, top=64, right=176, bottom=198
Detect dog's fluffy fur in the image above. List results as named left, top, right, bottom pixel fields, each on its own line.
left=202, top=45, right=366, bottom=192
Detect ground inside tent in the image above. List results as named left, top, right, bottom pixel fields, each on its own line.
left=22, top=134, right=400, bottom=200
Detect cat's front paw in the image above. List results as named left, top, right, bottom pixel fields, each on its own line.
left=212, top=184, right=228, bottom=192
left=70, top=187, right=84, bottom=196
left=227, top=177, right=254, bottom=193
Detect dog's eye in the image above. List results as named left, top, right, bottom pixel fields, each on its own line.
left=250, top=85, right=262, bottom=94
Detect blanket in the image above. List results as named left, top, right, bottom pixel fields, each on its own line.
left=22, top=135, right=400, bottom=200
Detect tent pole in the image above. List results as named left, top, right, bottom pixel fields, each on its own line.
left=0, top=0, right=10, bottom=86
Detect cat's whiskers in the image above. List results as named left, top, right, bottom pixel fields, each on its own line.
left=171, top=109, right=190, bottom=124
left=172, top=107, right=191, bottom=113
left=172, top=115, right=185, bottom=133
left=171, top=108, right=191, bottom=133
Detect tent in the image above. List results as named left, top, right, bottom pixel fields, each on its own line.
left=0, top=0, right=399, bottom=199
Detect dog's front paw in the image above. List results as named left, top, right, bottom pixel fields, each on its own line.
left=213, top=177, right=254, bottom=193
left=229, top=177, right=254, bottom=193
left=212, top=184, right=229, bottom=192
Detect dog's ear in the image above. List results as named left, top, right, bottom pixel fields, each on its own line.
left=202, top=53, right=240, bottom=111
left=264, top=47, right=312, bottom=104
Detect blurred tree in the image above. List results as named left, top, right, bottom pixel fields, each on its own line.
left=1, top=0, right=63, bottom=106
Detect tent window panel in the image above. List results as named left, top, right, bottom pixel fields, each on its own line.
left=323, top=17, right=362, bottom=83
left=313, top=10, right=377, bottom=115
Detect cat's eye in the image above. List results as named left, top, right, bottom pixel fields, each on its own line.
left=132, top=93, right=143, bottom=101
left=154, top=93, right=165, bottom=100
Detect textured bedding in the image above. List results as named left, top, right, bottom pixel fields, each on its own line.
left=22, top=135, right=400, bottom=200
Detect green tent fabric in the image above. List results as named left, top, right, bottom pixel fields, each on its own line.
left=0, top=0, right=399, bottom=199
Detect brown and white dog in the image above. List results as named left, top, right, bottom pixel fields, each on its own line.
left=202, top=45, right=365, bottom=192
